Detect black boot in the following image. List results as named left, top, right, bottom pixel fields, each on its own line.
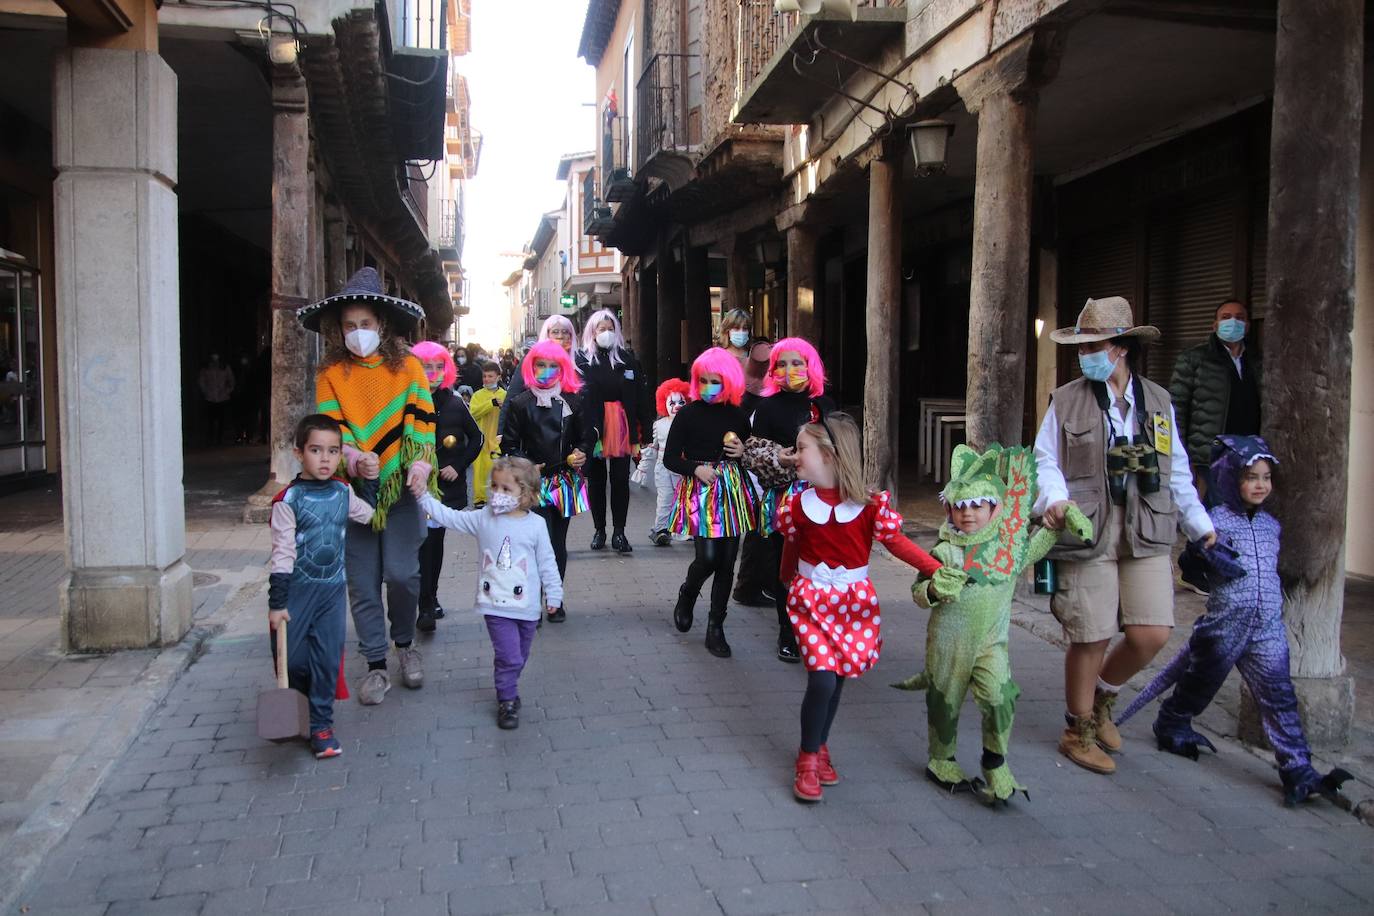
left=705, top=614, right=731, bottom=658
left=673, top=585, right=696, bottom=633
left=590, top=530, right=607, bottom=550
left=416, top=609, right=437, bottom=633
left=777, top=635, right=801, bottom=664
left=611, top=531, right=633, bottom=554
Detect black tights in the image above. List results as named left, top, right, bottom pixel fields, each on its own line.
left=586, top=456, right=631, bottom=532
left=535, top=505, right=570, bottom=606
left=800, top=671, right=846, bottom=753
left=764, top=533, right=798, bottom=650
left=682, top=536, right=740, bottom=621
left=418, top=526, right=446, bottom=611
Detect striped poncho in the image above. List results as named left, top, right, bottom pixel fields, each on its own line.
left=316, top=354, right=438, bottom=530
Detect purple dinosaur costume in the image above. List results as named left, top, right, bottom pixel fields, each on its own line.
left=1116, top=435, right=1352, bottom=806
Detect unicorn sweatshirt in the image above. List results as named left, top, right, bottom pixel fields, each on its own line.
left=417, top=496, right=562, bottom=621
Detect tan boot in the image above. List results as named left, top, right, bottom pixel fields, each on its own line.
left=1059, top=714, right=1116, bottom=774
left=1093, top=688, right=1122, bottom=752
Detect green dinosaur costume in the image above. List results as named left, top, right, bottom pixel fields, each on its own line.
left=893, top=443, right=1091, bottom=805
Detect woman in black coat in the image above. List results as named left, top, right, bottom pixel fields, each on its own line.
left=576, top=309, right=653, bottom=554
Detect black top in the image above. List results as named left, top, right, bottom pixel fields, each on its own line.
left=457, top=360, right=483, bottom=391
left=749, top=390, right=836, bottom=447
left=1223, top=346, right=1261, bottom=437
left=663, top=400, right=752, bottom=477
left=577, top=347, right=654, bottom=446
left=501, top=388, right=592, bottom=474
left=432, top=387, right=484, bottom=508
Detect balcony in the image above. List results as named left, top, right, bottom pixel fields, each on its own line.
left=635, top=52, right=700, bottom=190
left=583, top=169, right=615, bottom=237
left=383, top=0, right=450, bottom=160
left=602, top=110, right=635, bottom=202
left=732, top=0, right=905, bottom=125
left=436, top=198, right=463, bottom=262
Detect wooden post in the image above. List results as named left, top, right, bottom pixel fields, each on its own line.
left=728, top=235, right=752, bottom=318
left=621, top=258, right=638, bottom=356
left=786, top=224, right=819, bottom=342
left=684, top=244, right=712, bottom=356
left=863, top=144, right=901, bottom=496
left=1247, top=0, right=1363, bottom=748
left=639, top=261, right=660, bottom=383
left=657, top=232, right=685, bottom=380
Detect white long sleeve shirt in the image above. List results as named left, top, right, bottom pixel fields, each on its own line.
left=1032, top=378, right=1214, bottom=544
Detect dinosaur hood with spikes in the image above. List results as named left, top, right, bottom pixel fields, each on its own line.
left=939, top=444, right=1013, bottom=546
left=935, top=443, right=1038, bottom=584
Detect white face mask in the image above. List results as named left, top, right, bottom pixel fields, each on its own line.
left=345, top=328, right=380, bottom=358
left=595, top=330, right=616, bottom=350
left=489, top=491, right=521, bottom=515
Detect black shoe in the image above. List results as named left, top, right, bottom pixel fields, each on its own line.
left=651, top=529, right=671, bottom=547
left=611, top=531, right=633, bottom=554
left=777, top=640, right=801, bottom=664
left=497, top=700, right=519, bottom=730
left=432, top=603, right=446, bottom=620
left=416, top=609, right=437, bottom=633
left=732, top=588, right=771, bottom=608
left=705, top=622, right=732, bottom=658
left=673, top=586, right=695, bottom=633
left=547, top=605, right=566, bottom=623
left=590, top=530, right=607, bottom=550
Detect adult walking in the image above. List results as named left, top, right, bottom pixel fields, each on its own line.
left=499, top=314, right=577, bottom=438
left=1033, top=296, right=1214, bottom=775
left=197, top=352, right=235, bottom=445
left=299, top=267, right=437, bottom=705
left=412, top=341, right=483, bottom=633
left=577, top=309, right=653, bottom=554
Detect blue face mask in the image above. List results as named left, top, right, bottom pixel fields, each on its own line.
left=1216, top=318, right=1246, bottom=343
left=1078, top=349, right=1119, bottom=383
left=728, top=330, right=750, bottom=348
left=699, top=382, right=723, bottom=403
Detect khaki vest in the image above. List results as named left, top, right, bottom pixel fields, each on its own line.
left=1047, top=375, right=1178, bottom=562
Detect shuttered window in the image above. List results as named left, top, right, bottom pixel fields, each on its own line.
left=1059, top=222, right=1138, bottom=381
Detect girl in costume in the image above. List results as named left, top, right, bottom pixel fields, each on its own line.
left=577, top=309, right=653, bottom=555
left=637, top=378, right=691, bottom=547
left=1114, top=435, right=1353, bottom=806
left=664, top=348, right=756, bottom=658
left=411, top=341, right=483, bottom=633
left=501, top=340, right=589, bottom=623
left=299, top=267, right=438, bottom=706
left=468, top=359, right=506, bottom=506
left=741, top=338, right=834, bottom=663
left=777, top=413, right=948, bottom=803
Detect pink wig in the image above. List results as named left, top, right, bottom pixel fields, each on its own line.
left=538, top=314, right=577, bottom=347
left=689, top=347, right=745, bottom=406
left=521, top=339, right=582, bottom=393
left=410, top=340, right=457, bottom=389
left=761, top=336, right=826, bottom=398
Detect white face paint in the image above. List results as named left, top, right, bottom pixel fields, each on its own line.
left=666, top=393, right=687, bottom=416
left=345, top=328, right=380, bottom=358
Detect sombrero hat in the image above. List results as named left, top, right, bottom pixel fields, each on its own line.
left=1050, top=296, right=1160, bottom=345
left=297, top=267, right=426, bottom=334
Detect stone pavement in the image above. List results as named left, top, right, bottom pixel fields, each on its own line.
left=9, top=482, right=1374, bottom=915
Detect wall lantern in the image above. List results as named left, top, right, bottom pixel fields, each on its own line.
left=908, top=119, right=954, bottom=177
left=755, top=237, right=785, bottom=266
left=268, top=34, right=300, bottom=65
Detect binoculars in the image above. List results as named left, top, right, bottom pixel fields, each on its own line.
left=1106, top=436, right=1161, bottom=505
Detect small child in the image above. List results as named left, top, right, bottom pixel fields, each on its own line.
left=776, top=413, right=952, bottom=803
left=268, top=415, right=377, bottom=759
left=414, top=457, right=561, bottom=730
left=1115, top=435, right=1353, bottom=806
left=468, top=360, right=506, bottom=506
left=638, top=378, right=690, bottom=546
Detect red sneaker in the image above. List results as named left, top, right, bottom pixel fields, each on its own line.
left=817, top=745, right=839, bottom=786
left=794, top=750, right=823, bottom=803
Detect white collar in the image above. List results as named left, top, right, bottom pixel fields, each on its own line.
left=800, top=487, right=865, bottom=525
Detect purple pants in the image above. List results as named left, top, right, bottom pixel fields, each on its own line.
left=485, top=616, right=538, bottom=701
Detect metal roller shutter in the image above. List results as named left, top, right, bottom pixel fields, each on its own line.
left=1059, top=221, right=1138, bottom=381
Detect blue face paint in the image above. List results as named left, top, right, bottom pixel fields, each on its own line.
left=699, top=382, right=723, bottom=403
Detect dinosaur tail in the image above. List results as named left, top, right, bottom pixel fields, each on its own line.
left=891, top=671, right=931, bottom=691
left=1115, top=642, right=1193, bottom=725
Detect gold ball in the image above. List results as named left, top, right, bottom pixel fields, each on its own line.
left=442, top=435, right=457, bottom=449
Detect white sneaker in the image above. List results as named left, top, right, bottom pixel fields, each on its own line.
left=358, top=668, right=391, bottom=705
left=399, top=646, right=424, bottom=689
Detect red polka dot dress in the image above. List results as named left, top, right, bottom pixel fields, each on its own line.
left=779, top=487, right=942, bottom=676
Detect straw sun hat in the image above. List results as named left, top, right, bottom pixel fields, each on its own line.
left=1050, top=296, right=1160, bottom=345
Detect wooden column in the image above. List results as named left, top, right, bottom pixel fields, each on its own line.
left=684, top=244, right=712, bottom=357
left=657, top=232, right=685, bottom=380
left=639, top=262, right=660, bottom=383
left=863, top=144, right=902, bottom=496
left=621, top=258, right=638, bottom=356
left=786, top=224, right=819, bottom=342
left=728, top=236, right=752, bottom=317
left=1248, top=0, right=1364, bottom=748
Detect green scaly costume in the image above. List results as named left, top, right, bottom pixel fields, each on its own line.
left=893, top=444, right=1091, bottom=805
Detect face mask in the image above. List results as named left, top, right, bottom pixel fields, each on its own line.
left=534, top=365, right=559, bottom=386
left=596, top=330, right=616, bottom=350
left=457, top=355, right=467, bottom=365
left=344, top=329, right=380, bottom=358
left=1078, top=349, right=1119, bottom=383
left=489, top=491, right=521, bottom=515
left=699, top=382, right=723, bottom=403
left=425, top=370, right=444, bottom=389
left=1216, top=318, right=1246, bottom=343
left=483, top=381, right=499, bottom=391
left=774, top=366, right=809, bottom=393
left=729, top=330, right=750, bottom=348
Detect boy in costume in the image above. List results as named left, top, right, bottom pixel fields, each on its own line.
left=1114, top=435, right=1353, bottom=807
left=637, top=378, right=691, bottom=546
left=894, top=444, right=1092, bottom=805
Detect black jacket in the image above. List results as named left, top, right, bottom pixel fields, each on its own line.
left=457, top=360, right=484, bottom=391
left=576, top=347, right=654, bottom=447
left=1169, top=335, right=1263, bottom=467
left=501, top=388, right=592, bottom=474
left=749, top=390, right=836, bottom=447
left=432, top=386, right=484, bottom=508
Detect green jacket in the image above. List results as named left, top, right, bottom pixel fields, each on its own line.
left=1169, top=335, right=1262, bottom=468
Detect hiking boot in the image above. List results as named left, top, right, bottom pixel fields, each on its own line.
left=794, top=750, right=823, bottom=803
left=497, top=700, right=519, bottom=730
left=1059, top=714, right=1116, bottom=774
left=611, top=531, right=633, bottom=554
left=416, top=609, right=437, bottom=633
left=398, top=646, right=424, bottom=689
left=311, top=729, right=343, bottom=759
left=704, top=621, right=731, bottom=658
left=1093, top=688, right=1122, bottom=752
left=817, top=745, right=839, bottom=786
left=590, top=529, right=607, bottom=550
left=358, top=668, right=391, bottom=706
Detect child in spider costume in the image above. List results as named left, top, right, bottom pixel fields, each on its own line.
left=894, top=444, right=1092, bottom=805
left=1115, top=435, right=1353, bottom=807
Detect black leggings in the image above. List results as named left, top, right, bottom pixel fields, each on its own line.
left=800, top=671, right=846, bottom=753
left=586, top=455, right=631, bottom=531
left=418, top=526, right=446, bottom=611
left=764, top=533, right=798, bottom=650
left=683, top=536, right=740, bottom=621
left=535, top=505, right=570, bottom=605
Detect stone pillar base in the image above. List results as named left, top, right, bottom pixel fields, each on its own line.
left=1238, top=673, right=1355, bottom=751
left=60, top=561, right=194, bottom=652
left=243, top=479, right=283, bottom=524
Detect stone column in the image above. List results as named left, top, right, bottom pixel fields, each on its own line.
left=639, top=262, right=660, bottom=383
left=863, top=144, right=901, bottom=496
left=620, top=257, right=638, bottom=356
left=684, top=244, right=712, bottom=357
left=656, top=232, right=685, bottom=380
left=53, top=48, right=191, bottom=650
left=786, top=224, right=819, bottom=342
left=1242, top=0, right=1364, bottom=749
left=245, top=66, right=317, bottom=523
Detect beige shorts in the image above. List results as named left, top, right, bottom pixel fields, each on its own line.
left=1050, top=502, right=1175, bottom=643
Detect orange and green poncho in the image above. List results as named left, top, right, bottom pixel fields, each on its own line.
left=316, top=354, right=438, bottom=530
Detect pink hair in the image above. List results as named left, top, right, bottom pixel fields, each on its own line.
left=655, top=378, right=691, bottom=416
left=689, top=347, right=745, bottom=406
left=761, top=337, right=826, bottom=398
left=521, top=339, right=582, bottom=393
left=410, top=340, right=456, bottom=389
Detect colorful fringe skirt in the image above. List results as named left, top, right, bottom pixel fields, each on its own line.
left=758, top=479, right=806, bottom=537
left=669, top=461, right=757, bottom=539
left=539, top=468, right=589, bottom=518
left=594, top=401, right=633, bottom=459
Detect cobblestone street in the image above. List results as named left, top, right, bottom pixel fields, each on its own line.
left=12, top=488, right=1374, bottom=915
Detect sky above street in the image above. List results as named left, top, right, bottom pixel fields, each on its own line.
left=457, top=1, right=596, bottom=345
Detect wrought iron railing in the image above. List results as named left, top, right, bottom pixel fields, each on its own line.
left=386, top=0, right=448, bottom=51
left=437, top=198, right=463, bottom=257
left=636, top=52, right=699, bottom=170
left=735, top=0, right=896, bottom=104
left=602, top=110, right=635, bottom=201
